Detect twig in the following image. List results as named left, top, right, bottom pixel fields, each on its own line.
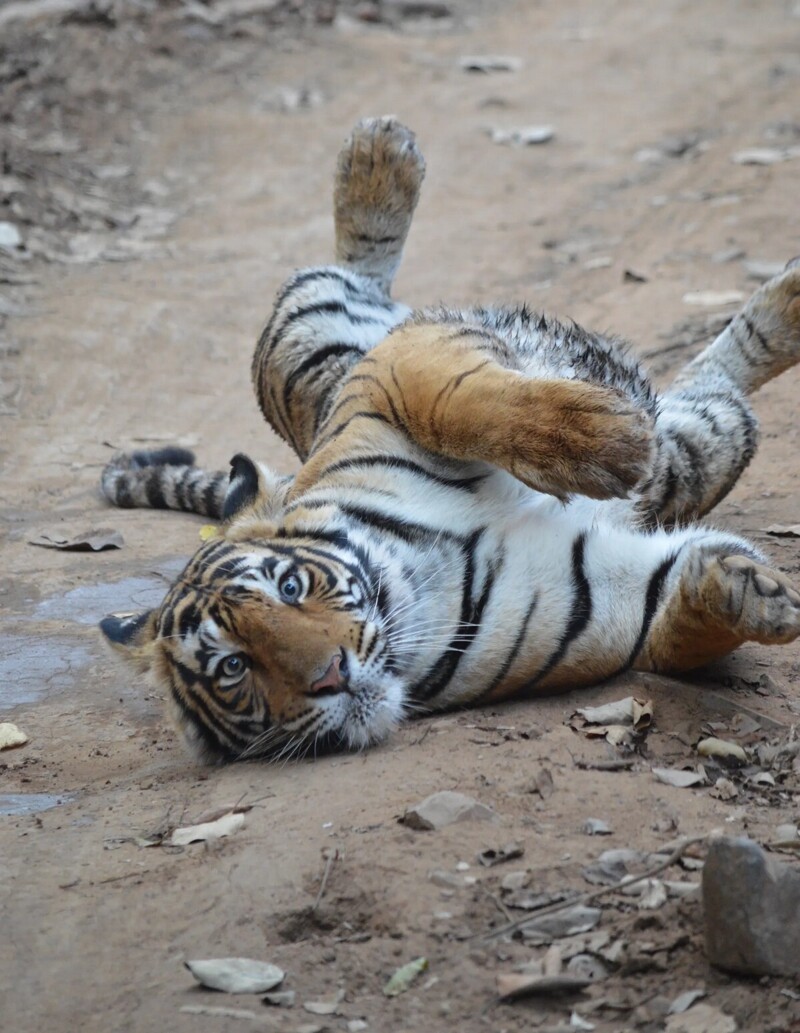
left=481, top=834, right=707, bottom=942
left=99, top=868, right=150, bottom=885
left=482, top=886, right=513, bottom=924
left=310, top=849, right=339, bottom=913
left=574, top=758, right=635, bottom=772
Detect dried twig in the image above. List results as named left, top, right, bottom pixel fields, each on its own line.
left=481, top=834, right=707, bottom=942
left=574, top=758, right=635, bottom=772
left=310, top=849, right=339, bottom=913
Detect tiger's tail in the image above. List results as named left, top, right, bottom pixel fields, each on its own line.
left=100, top=448, right=228, bottom=519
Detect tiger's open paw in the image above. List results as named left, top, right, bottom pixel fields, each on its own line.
left=507, top=381, right=655, bottom=501
left=696, top=552, right=800, bottom=645
left=334, top=116, right=426, bottom=291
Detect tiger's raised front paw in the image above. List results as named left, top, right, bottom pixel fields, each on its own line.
left=507, top=380, right=655, bottom=501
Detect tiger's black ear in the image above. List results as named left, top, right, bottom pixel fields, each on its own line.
left=100, top=609, right=159, bottom=672
left=223, top=453, right=260, bottom=521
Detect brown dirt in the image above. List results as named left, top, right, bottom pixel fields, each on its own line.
left=2, top=2, right=800, bottom=1031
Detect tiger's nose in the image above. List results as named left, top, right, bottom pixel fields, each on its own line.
left=309, top=648, right=350, bottom=695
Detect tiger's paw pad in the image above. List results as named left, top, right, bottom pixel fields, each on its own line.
left=334, top=116, right=426, bottom=287
left=710, top=554, right=800, bottom=644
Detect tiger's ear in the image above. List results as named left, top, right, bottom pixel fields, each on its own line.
left=223, top=453, right=291, bottom=525
left=100, top=609, right=159, bottom=672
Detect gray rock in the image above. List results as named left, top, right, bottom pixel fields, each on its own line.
left=401, top=791, right=496, bottom=830
left=702, top=836, right=800, bottom=976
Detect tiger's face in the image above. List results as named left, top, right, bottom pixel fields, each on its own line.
left=100, top=535, right=405, bottom=763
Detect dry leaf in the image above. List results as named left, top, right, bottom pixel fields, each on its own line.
left=184, top=957, right=284, bottom=993
left=383, top=957, right=428, bottom=997
left=170, top=811, right=245, bottom=846
left=0, top=722, right=28, bottom=750
left=459, top=54, right=522, bottom=72
left=199, top=524, right=219, bottom=541
left=28, top=528, right=124, bottom=551
left=652, top=767, right=707, bottom=788
left=496, top=972, right=591, bottom=1000
left=762, top=524, right=800, bottom=537
left=696, top=737, right=748, bottom=764
left=477, top=841, right=524, bottom=867
left=575, top=697, right=652, bottom=729
left=303, top=989, right=345, bottom=1015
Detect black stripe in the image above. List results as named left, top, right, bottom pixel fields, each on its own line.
left=313, top=410, right=392, bottom=450
left=616, top=552, right=680, bottom=672
left=315, top=453, right=485, bottom=493
left=474, top=590, right=539, bottom=701
left=113, top=474, right=134, bottom=508
left=411, top=530, right=491, bottom=701
left=281, top=342, right=365, bottom=417
left=522, top=533, right=592, bottom=690
left=743, top=315, right=769, bottom=352
left=339, top=501, right=455, bottom=545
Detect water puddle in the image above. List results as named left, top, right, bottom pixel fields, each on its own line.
left=0, top=792, right=71, bottom=816
left=33, top=563, right=184, bottom=626
left=0, top=635, right=96, bottom=708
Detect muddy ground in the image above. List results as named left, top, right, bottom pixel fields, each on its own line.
left=2, top=1, right=800, bottom=1031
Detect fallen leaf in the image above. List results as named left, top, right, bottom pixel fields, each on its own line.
left=575, top=697, right=652, bottom=729
left=184, top=957, right=284, bottom=994
left=710, top=777, right=739, bottom=801
left=582, top=848, right=647, bottom=886
left=697, top=737, right=748, bottom=764
left=199, top=524, right=219, bottom=541
left=519, top=905, right=602, bottom=942
left=28, top=528, right=124, bottom=551
left=652, top=767, right=707, bottom=788
left=170, top=811, right=245, bottom=846
left=762, top=524, right=800, bottom=537
left=383, top=956, right=428, bottom=997
left=623, top=268, right=648, bottom=283
left=668, top=989, right=708, bottom=1015
left=0, top=722, right=28, bottom=750
left=496, top=972, right=591, bottom=1000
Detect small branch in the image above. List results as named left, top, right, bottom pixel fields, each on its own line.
left=481, top=834, right=707, bottom=942
left=574, top=758, right=635, bottom=772
left=310, top=849, right=339, bottom=913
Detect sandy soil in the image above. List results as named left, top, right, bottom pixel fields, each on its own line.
left=2, top=1, right=800, bottom=1031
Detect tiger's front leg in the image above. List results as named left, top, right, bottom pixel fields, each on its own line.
left=636, top=549, right=800, bottom=673
left=305, top=322, right=655, bottom=501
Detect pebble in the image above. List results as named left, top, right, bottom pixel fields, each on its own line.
left=703, top=836, right=800, bottom=976
left=582, top=818, right=613, bottom=836
left=401, top=791, right=496, bottom=830
left=0, top=221, right=22, bottom=250
left=665, top=1003, right=737, bottom=1032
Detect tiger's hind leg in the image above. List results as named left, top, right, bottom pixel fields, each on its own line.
left=252, top=117, right=423, bottom=458
left=334, top=115, right=425, bottom=296
left=639, top=260, right=800, bottom=525
left=636, top=546, right=800, bottom=673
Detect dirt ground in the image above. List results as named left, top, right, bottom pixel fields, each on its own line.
left=2, top=1, right=800, bottom=1030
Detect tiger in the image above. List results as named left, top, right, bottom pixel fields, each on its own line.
left=99, top=115, right=800, bottom=764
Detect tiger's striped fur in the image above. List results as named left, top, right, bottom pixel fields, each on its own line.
left=100, top=117, right=800, bottom=763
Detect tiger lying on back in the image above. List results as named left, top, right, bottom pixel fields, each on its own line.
left=100, top=116, right=800, bottom=763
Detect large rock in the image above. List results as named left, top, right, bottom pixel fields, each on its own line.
left=401, top=791, right=496, bottom=830
left=702, top=836, right=800, bottom=976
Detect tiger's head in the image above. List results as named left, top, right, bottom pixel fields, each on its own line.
left=100, top=455, right=405, bottom=763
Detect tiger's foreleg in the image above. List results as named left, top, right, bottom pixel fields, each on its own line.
left=639, top=260, right=800, bottom=525
left=305, top=322, right=655, bottom=501
left=635, top=546, right=800, bottom=673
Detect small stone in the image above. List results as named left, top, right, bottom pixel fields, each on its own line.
left=429, top=869, right=462, bottom=888
left=682, top=290, right=746, bottom=307
left=774, top=824, right=799, bottom=842
left=0, top=221, right=22, bottom=250
left=668, top=989, right=707, bottom=1014
left=731, top=147, right=789, bottom=165
left=665, top=1002, right=737, bottom=1032
left=518, top=904, right=602, bottom=942
left=500, top=870, right=530, bottom=892
left=711, top=247, right=746, bottom=264
left=710, top=777, right=739, bottom=801
left=401, top=791, right=496, bottom=830
left=184, top=958, right=284, bottom=994
left=703, top=836, right=800, bottom=976
left=263, top=990, right=296, bottom=1007
left=582, top=818, right=613, bottom=836
left=347, top=1022, right=368, bottom=1033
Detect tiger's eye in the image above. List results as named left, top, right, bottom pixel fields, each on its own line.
left=279, top=572, right=302, bottom=602
left=221, top=655, right=246, bottom=679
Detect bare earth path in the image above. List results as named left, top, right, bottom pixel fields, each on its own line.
left=2, top=2, right=800, bottom=1031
